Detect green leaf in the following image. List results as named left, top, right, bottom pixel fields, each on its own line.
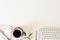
left=23, top=32, right=26, bottom=36
left=29, top=33, right=32, bottom=37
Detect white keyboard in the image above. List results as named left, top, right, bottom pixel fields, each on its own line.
left=39, top=28, right=60, bottom=40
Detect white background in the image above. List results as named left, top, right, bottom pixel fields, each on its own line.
left=0, top=0, right=60, bottom=27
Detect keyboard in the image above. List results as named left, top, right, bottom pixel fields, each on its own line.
left=39, top=28, right=60, bottom=40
